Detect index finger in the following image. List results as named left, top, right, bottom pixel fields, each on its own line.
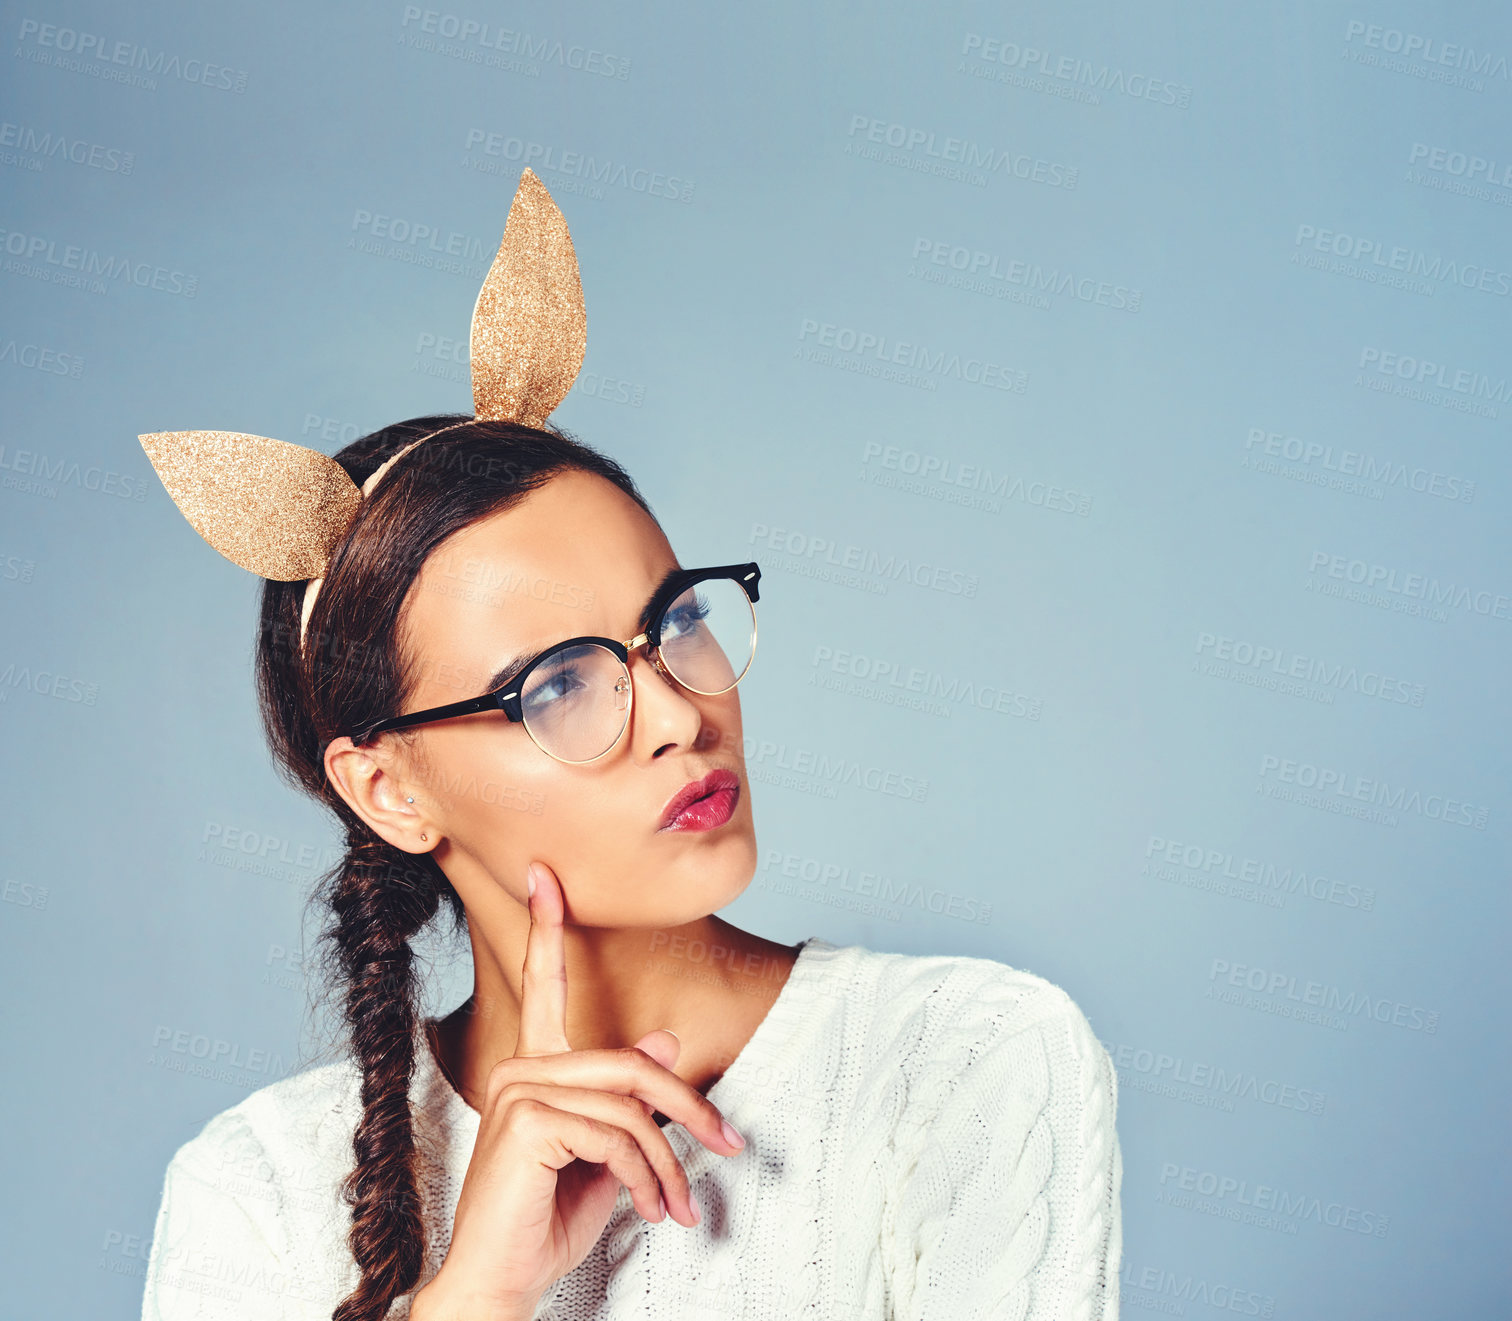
left=514, top=861, right=572, bottom=1057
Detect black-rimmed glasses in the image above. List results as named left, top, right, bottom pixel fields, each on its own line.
left=347, top=562, right=762, bottom=764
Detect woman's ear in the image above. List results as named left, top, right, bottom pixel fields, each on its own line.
left=323, top=736, right=435, bottom=853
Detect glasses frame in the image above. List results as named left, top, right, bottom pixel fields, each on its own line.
left=346, top=561, right=762, bottom=762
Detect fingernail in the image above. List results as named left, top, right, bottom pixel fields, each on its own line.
left=526, top=865, right=537, bottom=899
left=688, top=1189, right=702, bottom=1224
left=664, top=1029, right=680, bottom=1044
left=657, top=1192, right=667, bottom=1221
left=720, top=1118, right=744, bottom=1149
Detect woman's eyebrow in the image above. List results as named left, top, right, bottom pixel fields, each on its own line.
left=481, top=564, right=685, bottom=695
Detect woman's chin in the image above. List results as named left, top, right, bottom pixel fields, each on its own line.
left=617, top=869, right=756, bottom=930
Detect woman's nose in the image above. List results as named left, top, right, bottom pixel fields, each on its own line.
left=627, top=646, right=702, bottom=752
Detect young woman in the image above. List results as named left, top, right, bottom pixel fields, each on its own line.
left=139, top=173, right=1122, bottom=1321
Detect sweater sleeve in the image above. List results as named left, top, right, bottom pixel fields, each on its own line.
left=141, top=1112, right=319, bottom=1321
left=886, top=979, right=1123, bottom=1321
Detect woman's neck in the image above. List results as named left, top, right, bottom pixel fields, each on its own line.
left=429, top=917, right=801, bottom=1116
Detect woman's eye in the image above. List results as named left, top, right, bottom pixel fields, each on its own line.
left=524, top=664, right=585, bottom=710
left=663, top=598, right=710, bottom=640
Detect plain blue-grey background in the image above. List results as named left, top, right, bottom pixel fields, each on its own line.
left=1, top=2, right=1507, bottom=1317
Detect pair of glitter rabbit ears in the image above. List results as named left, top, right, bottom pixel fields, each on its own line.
left=137, top=167, right=587, bottom=650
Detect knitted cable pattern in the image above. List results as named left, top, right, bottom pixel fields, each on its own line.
left=885, top=964, right=1064, bottom=1321
left=553, top=940, right=843, bottom=1319
left=879, top=955, right=1124, bottom=1321
left=138, top=940, right=1121, bottom=1321
left=1062, top=997, right=1119, bottom=1321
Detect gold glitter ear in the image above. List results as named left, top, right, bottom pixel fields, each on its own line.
left=137, top=168, right=587, bottom=649
left=139, top=430, right=364, bottom=581
left=471, top=166, right=588, bottom=427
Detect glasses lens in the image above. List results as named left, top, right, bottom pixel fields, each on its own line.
left=518, top=643, right=630, bottom=763
left=514, top=577, right=756, bottom=763
left=656, top=576, right=756, bottom=695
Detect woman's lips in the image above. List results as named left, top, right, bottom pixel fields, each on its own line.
left=658, top=768, right=741, bottom=832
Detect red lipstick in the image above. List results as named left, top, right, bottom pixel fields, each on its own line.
left=657, top=768, right=740, bottom=833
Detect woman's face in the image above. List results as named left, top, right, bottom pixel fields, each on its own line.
left=384, top=467, right=757, bottom=928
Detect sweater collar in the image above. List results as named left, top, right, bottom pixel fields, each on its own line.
left=412, top=936, right=842, bottom=1148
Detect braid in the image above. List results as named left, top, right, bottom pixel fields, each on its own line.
left=330, top=829, right=444, bottom=1321
left=250, top=414, right=661, bottom=1318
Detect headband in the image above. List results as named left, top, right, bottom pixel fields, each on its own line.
left=138, top=167, right=587, bottom=653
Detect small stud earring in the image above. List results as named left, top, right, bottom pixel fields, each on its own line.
left=406, top=796, right=414, bottom=804
left=421, top=832, right=428, bottom=842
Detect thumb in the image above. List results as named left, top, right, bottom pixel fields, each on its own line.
left=633, top=1027, right=681, bottom=1071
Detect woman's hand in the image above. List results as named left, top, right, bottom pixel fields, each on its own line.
left=410, top=860, right=747, bottom=1321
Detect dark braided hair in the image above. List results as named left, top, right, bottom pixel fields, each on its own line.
left=253, top=414, right=658, bottom=1321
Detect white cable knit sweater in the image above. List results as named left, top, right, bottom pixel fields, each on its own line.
left=141, top=936, right=1123, bottom=1320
